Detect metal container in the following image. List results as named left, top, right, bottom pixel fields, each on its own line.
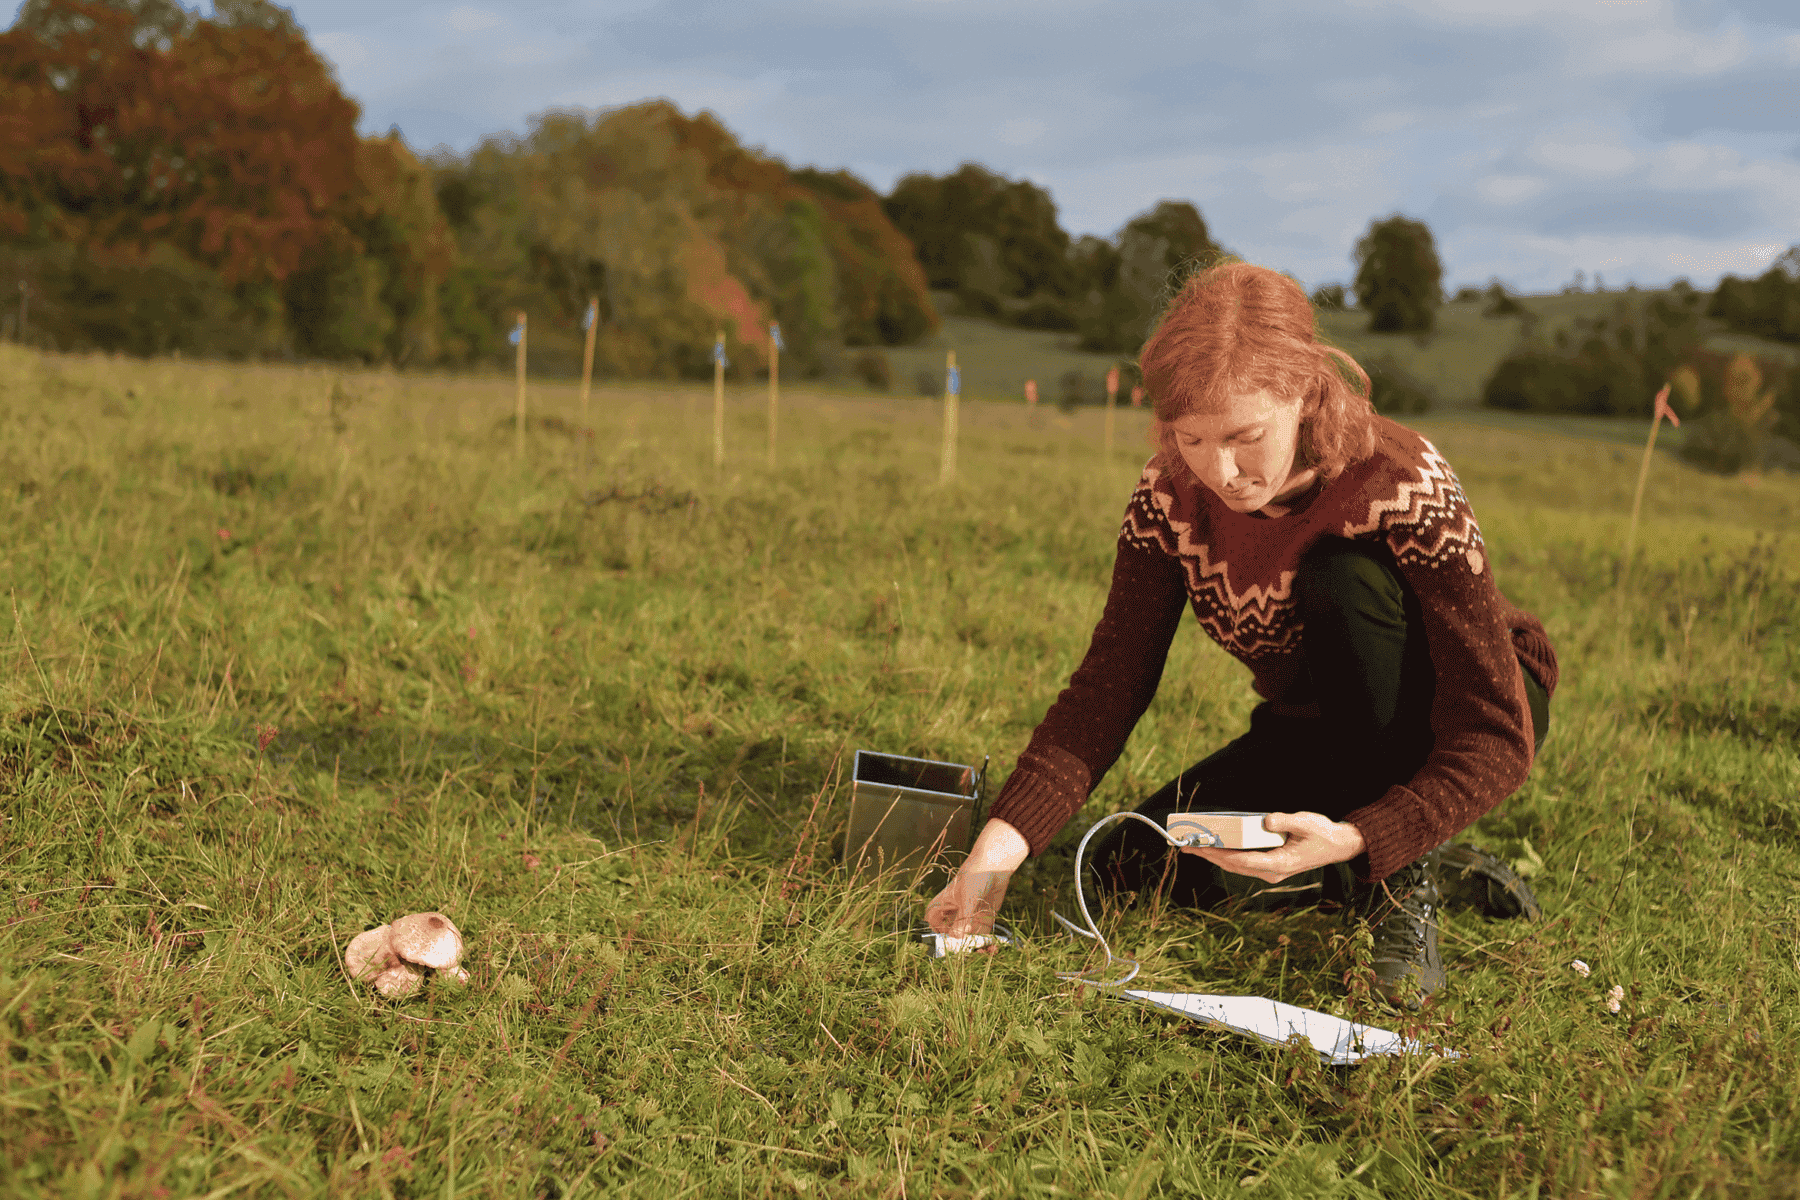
left=846, top=750, right=988, bottom=880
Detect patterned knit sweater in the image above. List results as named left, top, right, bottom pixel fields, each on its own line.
left=986, top=414, right=1560, bottom=884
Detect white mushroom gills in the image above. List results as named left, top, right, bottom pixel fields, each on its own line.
left=373, top=963, right=424, bottom=1000
left=388, top=912, right=464, bottom=971
left=345, top=926, right=398, bottom=982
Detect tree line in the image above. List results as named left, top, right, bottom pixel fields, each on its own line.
left=0, top=0, right=941, bottom=379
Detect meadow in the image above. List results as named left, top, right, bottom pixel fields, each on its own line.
left=879, top=286, right=1800, bottom=416
left=0, top=342, right=1796, bottom=1198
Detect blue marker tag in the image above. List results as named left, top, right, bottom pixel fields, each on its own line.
left=713, top=341, right=728, bottom=368
left=947, top=366, right=960, bottom=396
left=770, top=323, right=783, bottom=351
left=508, top=326, right=523, bottom=346
left=583, top=306, right=596, bottom=332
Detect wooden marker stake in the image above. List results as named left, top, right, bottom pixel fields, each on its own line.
left=1104, top=364, right=1120, bottom=458
left=1620, top=382, right=1680, bottom=594
left=939, top=350, right=960, bottom=485
left=512, top=311, right=528, bottom=455
left=579, top=298, right=598, bottom=432
left=713, top=329, right=727, bottom=471
left=767, top=323, right=782, bottom=469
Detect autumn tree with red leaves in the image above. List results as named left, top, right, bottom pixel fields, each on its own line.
left=1, top=0, right=360, bottom=287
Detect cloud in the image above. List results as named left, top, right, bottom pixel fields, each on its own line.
left=280, top=0, right=1800, bottom=293
left=1634, top=63, right=1800, bottom=136
left=311, top=31, right=367, bottom=73
left=997, top=119, right=1047, bottom=147
left=1476, top=175, right=1548, bottom=205
left=445, top=6, right=503, bottom=34
left=1529, top=131, right=1639, bottom=179
left=1567, top=21, right=1749, bottom=76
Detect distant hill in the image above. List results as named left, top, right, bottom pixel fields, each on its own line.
left=865, top=285, right=1787, bottom=405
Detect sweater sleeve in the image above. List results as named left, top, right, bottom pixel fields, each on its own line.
left=984, top=535, right=1190, bottom=856
left=1340, top=496, right=1537, bottom=882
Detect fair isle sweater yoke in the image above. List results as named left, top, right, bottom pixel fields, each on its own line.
left=985, top=414, right=1561, bottom=884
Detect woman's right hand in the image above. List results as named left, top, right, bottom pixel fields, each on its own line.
left=925, top=818, right=1031, bottom=936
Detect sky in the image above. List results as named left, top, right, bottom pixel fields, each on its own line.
left=25, top=0, right=1798, bottom=296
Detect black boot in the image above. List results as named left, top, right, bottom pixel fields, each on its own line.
left=1426, top=842, right=1543, bottom=921
left=1351, top=859, right=1444, bottom=1012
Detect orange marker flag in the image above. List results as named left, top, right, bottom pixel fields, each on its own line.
left=1654, top=385, right=1681, bottom=427
left=1621, top=382, right=1678, bottom=594
left=1025, top=379, right=1038, bottom=408
left=1130, top=384, right=1144, bottom=409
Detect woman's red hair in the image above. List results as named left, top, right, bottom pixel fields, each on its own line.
left=1139, top=259, right=1378, bottom=484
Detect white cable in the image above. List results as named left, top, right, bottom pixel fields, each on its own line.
left=1052, top=811, right=1220, bottom=989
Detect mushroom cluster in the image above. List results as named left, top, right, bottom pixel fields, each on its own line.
left=344, top=912, right=468, bottom=999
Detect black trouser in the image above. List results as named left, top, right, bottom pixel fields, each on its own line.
left=1088, top=535, right=1550, bottom=912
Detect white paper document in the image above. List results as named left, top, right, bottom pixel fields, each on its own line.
left=1121, top=990, right=1459, bottom=1066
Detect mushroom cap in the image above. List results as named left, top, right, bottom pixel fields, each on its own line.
left=388, top=912, right=464, bottom=970
left=345, top=926, right=398, bottom=982
left=443, top=965, right=470, bottom=985
left=372, top=963, right=423, bottom=1000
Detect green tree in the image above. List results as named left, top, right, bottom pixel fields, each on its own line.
left=1481, top=286, right=1712, bottom=422
left=430, top=101, right=934, bottom=381
left=1076, top=201, right=1224, bottom=354
left=881, top=162, right=1075, bottom=323
left=1353, top=214, right=1443, bottom=333
left=1706, top=245, right=1800, bottom=345
left=1310, top=283, right=1347, bottom=311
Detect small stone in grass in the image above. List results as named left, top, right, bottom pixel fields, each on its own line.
left=1570, top=960, right=1591, bottom=978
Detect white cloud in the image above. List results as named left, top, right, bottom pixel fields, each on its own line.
left=1315, top=75, right=1407, bottom=107
left=1358, top=110, right=1418, bottom=135
left=1477, top=174, right=1547, bottom=205
left=281, top=0, right=1799, bottom=294
left=997, top=118, right=1046, bottom=147
left=1530, top=137, right=1637, bottom=178
left=1248, top=145, right=1394, bottom=205
left=1275, top=205, right=1365, bottom=242
left=1663, top=242, right=1787, bottom=276
left=1569, top=23, right=1749, bottom=77
left=446, top=6, right=504, bottom=34
left=1649, top=139, right=1800, bottom=203
left=312, top=31, right=366, bottom=73
left=1341, top=0, right=1653, bottom=25
left=554, top=73, right=790, bottom=131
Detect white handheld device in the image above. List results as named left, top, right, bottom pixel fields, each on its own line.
left=1165, top=811, right=1286, bottom=850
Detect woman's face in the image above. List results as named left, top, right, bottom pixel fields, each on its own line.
left=1169, top=388, right=1310, bottom=513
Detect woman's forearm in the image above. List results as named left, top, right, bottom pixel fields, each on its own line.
left=965, top=818, right=1030, bottom=875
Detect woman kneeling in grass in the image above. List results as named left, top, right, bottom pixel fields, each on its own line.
left=927, top=259, right=1556, bottom=1010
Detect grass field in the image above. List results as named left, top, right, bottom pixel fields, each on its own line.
left=1, top=343, right=1797, bottom=1198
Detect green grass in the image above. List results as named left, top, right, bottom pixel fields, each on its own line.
left=1, top=342, right=1797, bottom=1198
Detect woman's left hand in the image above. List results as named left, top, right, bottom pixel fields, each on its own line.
left=1181, top=812, right=1366, bottom=883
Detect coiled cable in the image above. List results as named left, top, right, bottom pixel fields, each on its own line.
left=1051, top=811, right=1220, bottom=989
